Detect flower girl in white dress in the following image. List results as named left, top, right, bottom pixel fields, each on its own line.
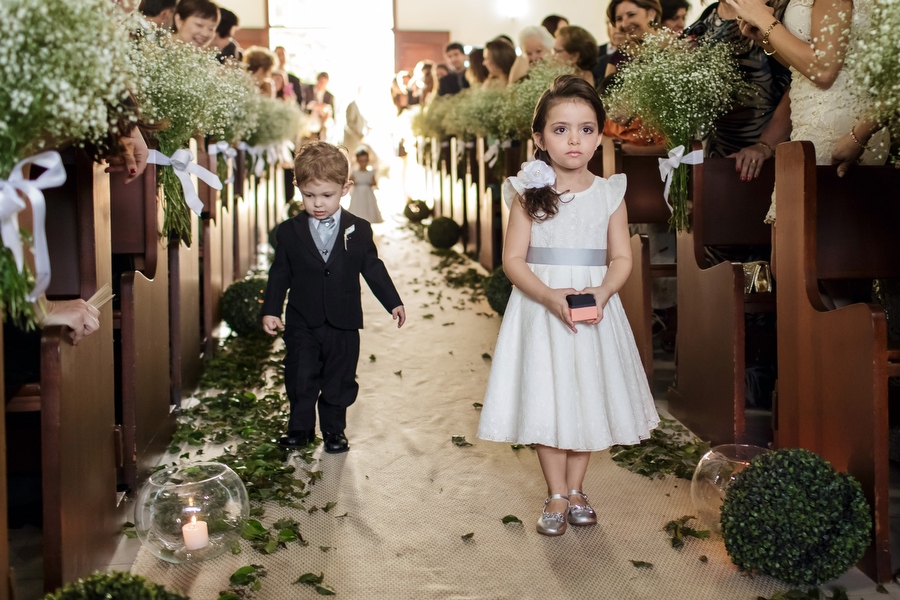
left=477, top=76, right=658, bottom=536
left=349, top=149, right=383, bottom=224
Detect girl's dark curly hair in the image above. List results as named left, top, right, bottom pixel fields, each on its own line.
left=521, top=75, right=606, bottom=222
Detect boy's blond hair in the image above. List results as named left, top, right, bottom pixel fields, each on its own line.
left=293, top=142, right=349, bottom=187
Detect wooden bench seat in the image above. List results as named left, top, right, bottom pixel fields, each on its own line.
left=667, top=145, right=776, bottom=446
left=775, top=140, right=900, bottom=583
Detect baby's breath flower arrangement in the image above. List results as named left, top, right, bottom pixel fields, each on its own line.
left=847, top=0, right=900, bottom=141
left=465, top=87, right=515, bottom=140
left=0, top=0, right=137, bottom=328
left=507, top=61, right=576, bottom=141
left=245, top=97, right=303, bottom=149
left=210, top=63, right=260, bottom=182
left=130, top=27, right=229, bottom=245
left=604, top=33, right=747, bottom=230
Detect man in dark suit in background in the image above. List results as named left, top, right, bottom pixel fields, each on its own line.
left=438, top=42, right=470, bottom=96
left=262, top=142, right=405, bottom=454
left=138, top=0, right=176, bottom=28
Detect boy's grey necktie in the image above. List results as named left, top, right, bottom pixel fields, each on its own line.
left=318, top=216, right=336, bottom=244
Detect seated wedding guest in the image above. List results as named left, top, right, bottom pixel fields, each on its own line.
left=435, top=63, right=450, bottom=81
left=408, top=60, right=436, bottom=105
left=212, top=7, right=242, bottom=62
left=438, top=42, right=470, bottom=96
left=262, top=142, right=405, bottom=454
left=541, top=14, right=569, bottom=36
left=138, top=0, right=176, bottom=28
left=606, top=0, right=663, bottom=76
left=684, top=0, right=791, bottom=160
left=243, top=46, right=277, bottom=97
left=391, top=71, right=411, bottom=114
left=509, top=25, right=556, bottom=83
left=660, top=0, right=691, bottom=32
left=593, top=19, right=627, bottom=86
left=465, top=48, right=489, bottom=87
left=273, top=71, right=296, bottom=101
left=554, top=25, right=599, bottom=87
left=173, top=0, right=219, bottom=48
left=482, top=37, right=517, bottom=90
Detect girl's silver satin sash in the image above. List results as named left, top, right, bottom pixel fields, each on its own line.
left=525, top=246, right=607, bottom=266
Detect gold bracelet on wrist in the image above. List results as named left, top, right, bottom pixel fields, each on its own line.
left=756, top=141, right=775, bottom=156
left=762, top=19, right=781, bottom=48
left=850, top=126, right=870, bottom=151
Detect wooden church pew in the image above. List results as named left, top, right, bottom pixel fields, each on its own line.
left=197, top=143, right=225, bottom=352
left=604, top=139, right=671, bottom=380
left=775, top=140, right=900, bottom=583
left=5, top=151, right=119, bottom=591
left=109, top=154, right=174, bottom=493
left=233, top=150, right=254, bottom=280
left=477, top=136, right=502, bottom=271
left=667, top=147, right=775, bottom=446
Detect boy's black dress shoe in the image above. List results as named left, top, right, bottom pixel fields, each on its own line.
left=323, top=432, right=350, bottom=454
left=279, top=429, right=315, bottom=449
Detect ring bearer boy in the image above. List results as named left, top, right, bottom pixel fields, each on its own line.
left=262, top=142, right=406, bottom=454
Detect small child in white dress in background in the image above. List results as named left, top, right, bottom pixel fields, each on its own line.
left=477, top=75, right=658, bottom=536
left=349, top=149, right=383, bottom=224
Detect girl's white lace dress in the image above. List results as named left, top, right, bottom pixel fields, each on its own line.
left=349, top=169, right=383, bottom=223
left=766, top=0, right=888, bottom=223
left=477, top=175, right=659, bottom=451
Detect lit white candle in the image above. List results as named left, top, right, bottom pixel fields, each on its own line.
left=182, top=516, right=209, bottom=550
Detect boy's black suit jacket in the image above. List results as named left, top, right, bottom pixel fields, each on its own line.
left=261, top=211, right=402, bottom=330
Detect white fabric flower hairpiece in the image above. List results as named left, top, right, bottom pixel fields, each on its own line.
left=514, top=160, right=556, bottom=190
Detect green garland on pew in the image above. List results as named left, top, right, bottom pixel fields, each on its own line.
left=0, top=242, right=38, bottom=330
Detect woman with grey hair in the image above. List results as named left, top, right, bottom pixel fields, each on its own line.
left=509, top=25, right=555, bottom=83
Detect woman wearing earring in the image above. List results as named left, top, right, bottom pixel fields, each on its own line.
left=605, top=0, right=663, bottom=77
left=172, top=0, right=219, bottom=48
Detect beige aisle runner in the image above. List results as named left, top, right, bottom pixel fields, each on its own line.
left=131, top=219, right=790, bottom=600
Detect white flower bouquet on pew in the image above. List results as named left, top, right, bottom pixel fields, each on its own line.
left=603, top=32, right=747, bottom=231
left=847, top=0, right=900, bottom=143
left=244, top=96, right=304, bottom=164
left=0, top=0, right=137, bottom=328
left=129, top=27, right=235, bottom=246
left=507, top=60, right=576, bottom=142
left=210, top=63, right=260, bottom=184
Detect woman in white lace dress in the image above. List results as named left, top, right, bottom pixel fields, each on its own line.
left=726, top=0, right=887, bottom=225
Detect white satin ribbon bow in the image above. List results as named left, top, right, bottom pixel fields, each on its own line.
left=148, top=148, right=222, bottom=216
left=238, top=142, right=267, bottom=178
left=0, top=151, right=65, bottom=301
left=658, top=144, right=704, bottom=212
left=207, top=141, right=237, bottom=184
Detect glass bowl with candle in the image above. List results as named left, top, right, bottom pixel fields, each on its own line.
left=134, top=462, right=249, bottom=563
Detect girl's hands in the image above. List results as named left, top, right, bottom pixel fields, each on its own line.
left=542, top=287, right=579, bottom=333
left=581, top=286, right=612, bottom=326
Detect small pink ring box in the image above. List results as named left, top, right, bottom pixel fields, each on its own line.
left=566, top=294, right=598, bottom=322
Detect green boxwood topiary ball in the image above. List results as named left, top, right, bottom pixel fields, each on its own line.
left=427, top=216, right=460, bottom=249
left=404, top=199, right=431, bottom=222
left=720, top=448, right=871, bottom=585
left=221, top=277, right=268, bottom=337
left=44, top=571, right=188, bottom=600
left=484, top=265, right=512, bottom=316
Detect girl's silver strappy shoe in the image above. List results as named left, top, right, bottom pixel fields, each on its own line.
left=567, top=490, right=597, bottom=526
left=537, top=494, right=570, bottom=536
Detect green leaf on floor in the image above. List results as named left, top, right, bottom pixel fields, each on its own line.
left=336, top=513, right=349, bottom=518
left=630, top=560, right=653, bottom=569
left=230, top=541, right=241, bottom=555
left=472, top=402, right=483, bottom=409
left=308, top=506, right=319, bottom=514
left=217, top=594, right=241, bottom=600
left=699, top=555, right=708, bottom=562
left=229, top=565, right=267, bottom=587
left=179, top=452, right=190, bottom=459
left=323, top=501, right=338, bottom=512
left=610, top=417, right=711, bottom=480
left=394, top=370, right=403, bottom=377
left=249, top=506, right=265, bottom=517
left=442, top=322, right=454, bottom=326
left=320, top=546, right=332, bottom=552
left=423, top=314, right=434, bottom=319
left=664, top=515, right=709, bottom=549
left=315, top=584, right=336, bottom=595
left=452, top=435, right=473, bottom=447
left=876, top=584, right=889, bottom=593
left=501, top=515, right=522, bottom=524
left=461, top=532, right=474, bottom=540
left=295, top=572, right=325, bottom=585
left=241, top=519, right=268, bottom=541
left=369, top=354, right=376, bottom=362
left=122, top=522, right=137, bottom=539
left=482, top=353, right=491, bottom=360
left=277, top=528, right=297, bottom=543
left=510, top=444, right=525, bottom=450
